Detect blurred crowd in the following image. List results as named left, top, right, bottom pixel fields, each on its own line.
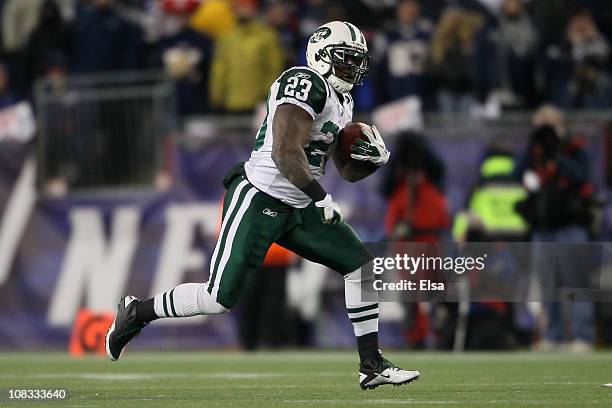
left=379, top=103, right=610, bottom=351
left=0, top=0, right=612, bottom=117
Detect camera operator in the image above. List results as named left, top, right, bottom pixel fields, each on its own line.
left=517, top=105, right=595, bottom=351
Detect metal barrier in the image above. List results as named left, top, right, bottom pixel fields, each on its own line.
left=34, top=71, right=176, bottom=193
left=33, top=67, right=610, bottom=195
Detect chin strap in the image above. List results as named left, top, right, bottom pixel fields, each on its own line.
left=327, top=74, right=353, bottom=93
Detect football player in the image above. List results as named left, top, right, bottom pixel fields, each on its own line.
left=106, top=21, right=420, bottom=390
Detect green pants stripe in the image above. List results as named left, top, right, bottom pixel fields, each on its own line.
left=211, top=185, right=258, bottom=299
left=208, top=179, right=250, bottom=295
left=207, top=165, right=373, bottom=309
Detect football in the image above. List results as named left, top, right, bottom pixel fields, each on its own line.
left=336, top=122, right=372, bottom=163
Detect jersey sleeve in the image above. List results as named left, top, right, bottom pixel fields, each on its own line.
left=275, top=68, right=328, bottom=119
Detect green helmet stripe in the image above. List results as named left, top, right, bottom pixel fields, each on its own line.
left=344, top=22, right=357, bottom=42
left=352, top=23, right=365, bottom=45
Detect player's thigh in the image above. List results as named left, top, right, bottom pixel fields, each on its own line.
left=209, top=182, right=288, bottom=308
left=276, top=204, right=373, bottom=274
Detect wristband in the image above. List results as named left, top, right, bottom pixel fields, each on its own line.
left=301, top=179, right=327, bottom=202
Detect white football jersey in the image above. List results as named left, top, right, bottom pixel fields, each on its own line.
left=245, top=66, right=354, bottom=208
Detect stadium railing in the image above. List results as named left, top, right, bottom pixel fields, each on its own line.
left=34, top=71, right=177, bottom=194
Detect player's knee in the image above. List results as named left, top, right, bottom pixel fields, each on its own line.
left=197, top=283, right=231, bottom=315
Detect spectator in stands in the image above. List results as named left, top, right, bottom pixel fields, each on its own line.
left=1, top=0, right=45, bottom=95
left=381, top=131, right=449, bottom=348
left=383, top=131, right=449, bottom=243
left=24, top=0, right=72, bottom=92
left=71, top=0, right=145, bottom=73
left=525, top=0, right=573, bottom=48
left=453, top=145, right=527, bottom=242
left=151, top=0, right=213, bottom=116
left=471, top=0, right=504, bottom=16
left=39, top=53, right=69, bottom=98
left=190, top=0, right=236, bottom=39
left=429, top=7, right=483, bottom=113
left=374, top=0, right=433, bottom=105
left=0, top=63, right=18, bottom=109
left=297, top=0, right=328, bottom=44
left=452, top=145, right=532, bottom=350
left=209, top=0, right=283, bottom=113
left=38, top=54, right=81, bottom=188
left=2, top=0, right=44, bottom=54
left=265, top=0, right=299, bottom=68
left=493, top=0, right=539, bottom=109
left=545, top=9, right=612, bottom=109
left=516, top=105, right=595, bottom=352
left=585, top=0, right=612, bottom=46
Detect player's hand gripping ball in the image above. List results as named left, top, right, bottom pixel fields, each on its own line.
left=337, top=123, right=390, bottom=169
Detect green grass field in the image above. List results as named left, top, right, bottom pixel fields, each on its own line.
left=0, top=351, right=611, bottom=407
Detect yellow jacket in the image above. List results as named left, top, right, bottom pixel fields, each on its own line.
left=210, top=20, right=283, bottom=112
left=190, top=0, right=236, bottom=38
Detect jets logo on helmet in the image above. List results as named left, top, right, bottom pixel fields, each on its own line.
left=306, top=21, right=370, bottom=93
left=310, top=27, right=332, bottom=43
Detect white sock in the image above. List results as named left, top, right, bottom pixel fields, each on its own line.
left=344, top=269, right=379, bottom=336
left=153, top=283, right=228, bottom=318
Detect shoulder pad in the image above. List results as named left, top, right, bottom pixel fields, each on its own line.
left=275, top=67, right=330, bottom=115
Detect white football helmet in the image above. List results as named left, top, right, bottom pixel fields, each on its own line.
left=306, top=21, right=370, bottom=93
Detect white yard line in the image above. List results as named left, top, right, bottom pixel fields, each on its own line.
left=0, top=372, right=597, bottom=387
left=0, top=372, right=348, bottom=381
left=284, top=400, right=609, bottom=405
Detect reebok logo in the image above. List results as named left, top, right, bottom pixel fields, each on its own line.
left=263, top=208, right=278, bottom=218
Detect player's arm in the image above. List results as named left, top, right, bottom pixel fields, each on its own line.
left=271, top=104, right=314, bottom=189
left=271, top=103, right=342, bottom=224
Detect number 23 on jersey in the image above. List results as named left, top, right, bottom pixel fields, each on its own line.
left=284, top=76, right=312, bottom=102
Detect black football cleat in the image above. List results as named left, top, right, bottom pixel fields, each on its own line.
left=359, top=353, right=420, bottom=390
left=105, top=296, right=147, bottom=361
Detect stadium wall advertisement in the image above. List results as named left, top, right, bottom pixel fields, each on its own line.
left=0, top=138, right=375, bottom=350
left=0, top=125, right=609, bottom=350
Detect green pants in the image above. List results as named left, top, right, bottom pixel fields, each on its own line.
left=208, top=163, right=373, bottom=308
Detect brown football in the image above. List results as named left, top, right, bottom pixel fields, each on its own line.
left=336, top=122, right=371, bottom=163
